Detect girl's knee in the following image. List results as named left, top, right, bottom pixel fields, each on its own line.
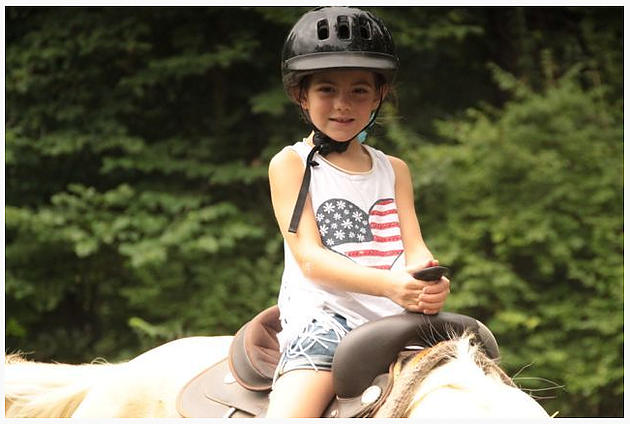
left=266, top=370, right=334, bottom=418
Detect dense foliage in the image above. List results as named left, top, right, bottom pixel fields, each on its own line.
left=5, top=6, right=623, bottom=417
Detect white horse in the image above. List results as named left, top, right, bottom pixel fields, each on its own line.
left=5, top=333, right=550, bottom=418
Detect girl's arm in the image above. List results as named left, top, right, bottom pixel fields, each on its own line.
left=389, top=155, right=450, bottom=314
left=387, top=155, right=433, bottom=265
left=269, top=148, right=430, bottom=313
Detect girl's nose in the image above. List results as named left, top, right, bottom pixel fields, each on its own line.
left=335, top=92, right=351, bottom=110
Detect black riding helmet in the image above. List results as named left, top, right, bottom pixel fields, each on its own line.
left=281, top=7, right=399, bottom=233
left=281, top=6, right=399, bottom=96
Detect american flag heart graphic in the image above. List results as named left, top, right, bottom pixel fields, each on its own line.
left=314, top=198, right=403, bottom=270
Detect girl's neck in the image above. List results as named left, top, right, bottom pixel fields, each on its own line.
left=304, top=132, right=373, bottom=173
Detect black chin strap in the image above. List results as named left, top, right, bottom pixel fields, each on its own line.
left=313, top=130, right=351, bottom=155
left=287, top=96, right=383, bottom=234
left=288, top=144, right=320, bottom=233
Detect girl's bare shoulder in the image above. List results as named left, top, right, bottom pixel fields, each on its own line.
left=269, top=147, right=305, bottom=179
left=386, top=154, right=411, bottom=175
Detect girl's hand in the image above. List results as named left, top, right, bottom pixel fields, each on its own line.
left=385, top=270, right=427, bottom=313
left=418, top=276, right=450, bottom=314
left=402, top=259, right=451, bottom=314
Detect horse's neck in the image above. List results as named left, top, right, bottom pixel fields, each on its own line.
left=403, top=338, right=549, bottom=418
left=416, top=338, right=500, bottom=394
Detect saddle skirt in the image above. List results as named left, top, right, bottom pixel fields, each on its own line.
left=177, top=356, right=396, bottom=418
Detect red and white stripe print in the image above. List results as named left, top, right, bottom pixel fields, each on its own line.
left=316, top=198, right=404, bottom=271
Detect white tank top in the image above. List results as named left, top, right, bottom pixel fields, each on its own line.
left=276, top=140, right=405, bottom=351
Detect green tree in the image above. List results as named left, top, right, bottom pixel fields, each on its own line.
left=5, top=6, right=300, bottom=361
left=384, top=64, right=623, bottom=416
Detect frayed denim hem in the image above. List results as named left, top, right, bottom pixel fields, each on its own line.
left=272, top=311, right=351, bottom=389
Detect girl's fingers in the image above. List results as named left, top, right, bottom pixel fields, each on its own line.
left=420, top=291, right=449, bottom=305
left=419, top=277, right=450, bottom=313
left=406, top=303, right=422, bottom=313
left=421, top=277, right=450, bottom=294
left=404, top=290, right=424, bottom=304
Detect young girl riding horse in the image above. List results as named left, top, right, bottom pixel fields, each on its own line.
left=267, top=6, right=451, bottom=417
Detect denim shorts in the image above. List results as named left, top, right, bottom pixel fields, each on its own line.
left=273, top=312, right=352, bottom=383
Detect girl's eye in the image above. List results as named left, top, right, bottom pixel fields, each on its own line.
left=353, top=86, right=374, bottom=95
left=317, top=86, right=335, bottom=93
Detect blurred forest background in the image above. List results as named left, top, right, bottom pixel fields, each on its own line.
left=5, top=6, right=623, bottom=417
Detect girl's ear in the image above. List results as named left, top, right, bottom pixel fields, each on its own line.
left=298, top=92, right=309, bottom=110
left=289, top=86, right=308, bottom=109
left=380, top=84, right=390, bottom=99
left=373, top=84, right=390, bottom=109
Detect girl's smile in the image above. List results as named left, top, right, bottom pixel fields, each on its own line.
left=329, top=116, right=355, bottom=125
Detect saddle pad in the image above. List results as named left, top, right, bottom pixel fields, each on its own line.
left=177, top=358, right=269, bottom=418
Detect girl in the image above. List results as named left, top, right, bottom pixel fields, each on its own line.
left=266, top=7, right=450, bottom=418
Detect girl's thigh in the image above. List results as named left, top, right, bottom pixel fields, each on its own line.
left=266, top=368, right=334, bottom=418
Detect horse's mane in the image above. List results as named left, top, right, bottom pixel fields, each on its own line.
left=375, top=332, right=514, bottom=418
left=5, top=352, right=117, bottom=418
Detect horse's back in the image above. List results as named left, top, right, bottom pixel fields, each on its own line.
left=130, top=336, right=232, bottom=365
left=72, top=336, right=233, bottom=418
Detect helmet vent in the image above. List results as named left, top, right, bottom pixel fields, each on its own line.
left=337, top=16, right=350, bottom=40
left=359, top=20, right=372, bottom=40
left=317, top=19, right=329, bottom=40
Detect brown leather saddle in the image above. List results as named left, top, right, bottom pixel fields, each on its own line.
left=176, top=305, right=499, bottom=418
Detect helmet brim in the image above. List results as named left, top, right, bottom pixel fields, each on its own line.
left=284, top=51, right=398, bottom=80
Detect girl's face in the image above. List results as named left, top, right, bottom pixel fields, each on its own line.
left=300, top=70, right=383, bottom=143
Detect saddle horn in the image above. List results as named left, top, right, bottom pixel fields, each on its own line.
left=331, top=311, right=500, bottom=398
